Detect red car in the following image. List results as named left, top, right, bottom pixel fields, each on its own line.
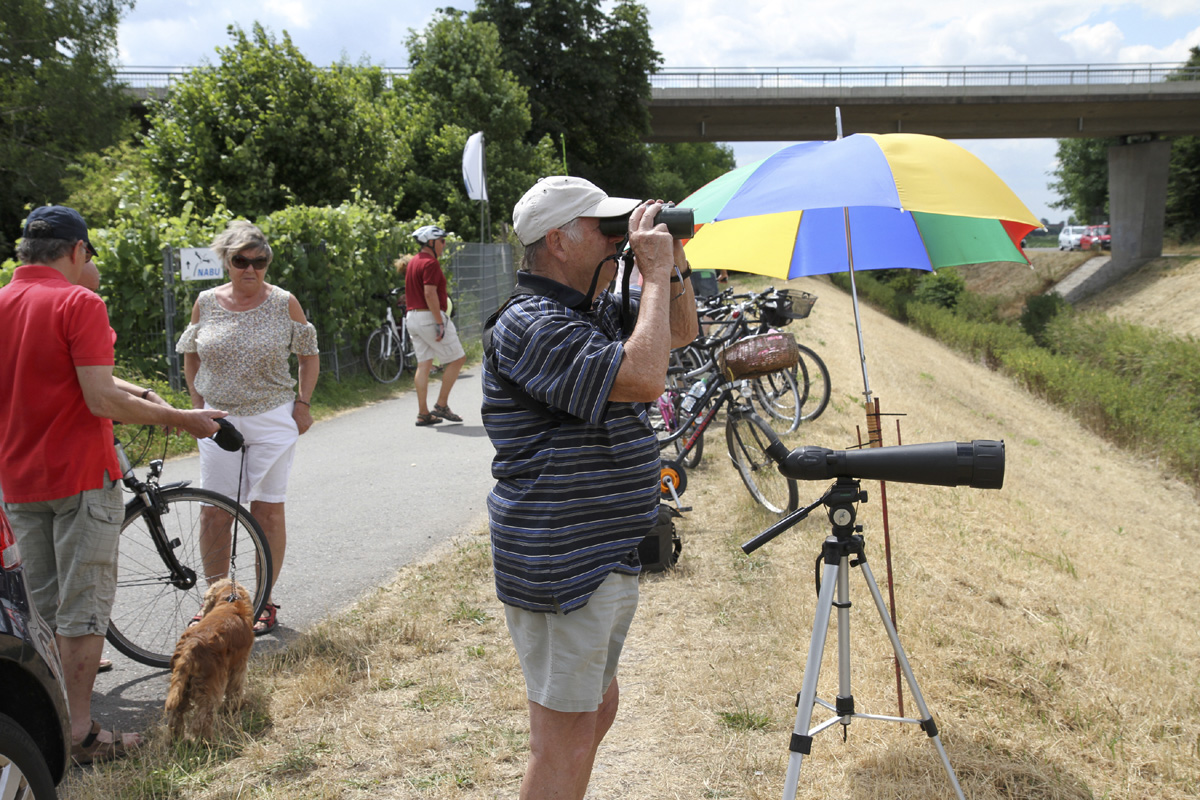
left=1080, top=224, right=1111, bottom=251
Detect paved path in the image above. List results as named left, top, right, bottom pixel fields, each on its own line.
left=92, top=368, right=496, bottom=734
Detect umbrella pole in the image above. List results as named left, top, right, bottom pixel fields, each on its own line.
left=843, top=207, right=873, bottom=406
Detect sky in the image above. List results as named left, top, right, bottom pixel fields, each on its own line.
left=115, top=1, right=1200, bottom=225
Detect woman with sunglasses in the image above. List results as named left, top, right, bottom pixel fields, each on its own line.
left=175, top=220, right=320, bottom=635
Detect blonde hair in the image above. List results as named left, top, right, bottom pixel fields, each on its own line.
left=394, top=253, right=413, bottom=275
left=211, top=220, right=272, bottom=265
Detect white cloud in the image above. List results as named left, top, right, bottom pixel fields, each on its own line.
left=1061, top=21, right=1126, bottom=61
left=263, top=0, right=314, bottom=29
left=1116, top=24, right=1200, bottom=61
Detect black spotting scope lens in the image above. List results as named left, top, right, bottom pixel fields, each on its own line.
left=598, top=206, right=695, bottom=239
left=770, top=439, right=1005, bottom=489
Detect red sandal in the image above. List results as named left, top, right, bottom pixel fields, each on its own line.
left=254, top=602, right=279, bottom=636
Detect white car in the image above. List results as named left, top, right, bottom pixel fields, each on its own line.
left=1058, top=225, right=1086, bottom=251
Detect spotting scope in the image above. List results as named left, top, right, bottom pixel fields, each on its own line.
left=764, top=438, right=1004, bottom=489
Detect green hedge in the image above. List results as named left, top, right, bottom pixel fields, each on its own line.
left=4, top=194, right=448, bottom=375
left=907, top=301, right=1037, bottom=368
left=867, top=291, right=1200, bottom=485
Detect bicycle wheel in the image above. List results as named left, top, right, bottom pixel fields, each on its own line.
left=795, top=344, right=831, bottom=423
left=752, top=368, right=802, bottom=433
left=726, top=412, right=798, bottom=515
left=107, top=487, right=272, bottom=668
left=365, top=326, right=403, bottom=383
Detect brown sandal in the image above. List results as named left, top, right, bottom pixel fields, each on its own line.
left=71, top=720, right=141, bottom=765
left=415, top=413, right=443, bottom=426
left=432, top=404, right=462, bottom=422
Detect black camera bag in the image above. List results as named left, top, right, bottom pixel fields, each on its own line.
left=638, top=505, right=682, bottom=572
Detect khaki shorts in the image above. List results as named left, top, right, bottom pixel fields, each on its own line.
left=504, top=571, right=639, bottom=713
left=407, top=310, right=466, bottom=365
left=3, top=481, right=124, bottom=637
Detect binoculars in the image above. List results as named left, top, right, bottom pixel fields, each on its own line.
left=598, top=206, right=695, bottom=239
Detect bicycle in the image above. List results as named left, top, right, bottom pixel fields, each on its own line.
left=656, top=344, right=800, bottom=516
left=105, top=427, right=272, bottom=669
left=650, top=291, right=808, bottom=464
left=365, top=288, right=417, bottom=383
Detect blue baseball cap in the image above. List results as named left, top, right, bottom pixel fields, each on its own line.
left=23, top=206, right=96, bottom=257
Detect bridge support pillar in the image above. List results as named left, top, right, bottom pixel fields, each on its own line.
left=1108, top=138, right=1171, bottom=275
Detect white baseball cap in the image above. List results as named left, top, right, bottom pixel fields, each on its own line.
left=512, top=176, right=640, bottom=246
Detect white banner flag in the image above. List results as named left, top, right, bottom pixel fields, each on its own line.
left=462, top=131, right=488, bottom=202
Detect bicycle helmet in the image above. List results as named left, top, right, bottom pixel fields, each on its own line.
left=413, top=225, right=447, bottom=244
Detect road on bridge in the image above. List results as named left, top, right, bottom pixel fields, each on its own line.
left=92, top=368, right=497, bottom=736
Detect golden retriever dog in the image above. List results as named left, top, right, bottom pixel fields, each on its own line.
left=165, top=579, right=255, bottom=739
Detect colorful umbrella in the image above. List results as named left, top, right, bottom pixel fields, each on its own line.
left=683, top=133, right=1041, bottom=280
left=682, top=132, right=1041, bottom=403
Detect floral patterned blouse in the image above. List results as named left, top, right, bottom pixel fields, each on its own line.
left=176, top=286, right=319, bottom=416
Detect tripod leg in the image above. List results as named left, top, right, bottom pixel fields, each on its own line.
left=835, top=554, right=854, bottom=731
left=859, top=560, right=966, bottom=800
left=782, top=559, right=840, bottom=800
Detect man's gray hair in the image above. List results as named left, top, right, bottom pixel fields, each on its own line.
left=211, top=220, right=273, bottom=264
left=16, top=220, right=74, bottom=264
left=520, top=217, right=585, bottom=273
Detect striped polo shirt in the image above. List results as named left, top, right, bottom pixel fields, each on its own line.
left=483, top=272, right=661, bottom=613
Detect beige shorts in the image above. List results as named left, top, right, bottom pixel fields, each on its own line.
left=3, top=481, right=124, bottom=637
left=504, top=571, right=639, bottom=713
left=407, top=310, right=466, bottom=365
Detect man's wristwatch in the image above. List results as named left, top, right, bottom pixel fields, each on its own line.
left=669, top=266, right=693, bottom=283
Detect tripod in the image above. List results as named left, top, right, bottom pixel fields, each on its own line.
left=743, top=477, right=967, bottom=800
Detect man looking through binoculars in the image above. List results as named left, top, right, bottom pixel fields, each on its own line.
left=482, top=176, right=698, bottom=799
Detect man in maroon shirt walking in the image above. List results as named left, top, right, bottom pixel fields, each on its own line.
left=405, top=226, right=466, bottom=426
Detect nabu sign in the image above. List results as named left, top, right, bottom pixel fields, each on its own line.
left=180, top=248, right=222, bottom=281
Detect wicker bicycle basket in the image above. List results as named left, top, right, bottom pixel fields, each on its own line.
left=717, top=332, right=800, bottom=380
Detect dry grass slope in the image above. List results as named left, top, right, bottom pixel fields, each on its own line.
left=64, top=273, right=1200, bottom=800
left=1075, top=254, right=1200, bottom=338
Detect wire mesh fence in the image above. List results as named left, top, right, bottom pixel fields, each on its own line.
left=151, top=242, right=517, bottom=387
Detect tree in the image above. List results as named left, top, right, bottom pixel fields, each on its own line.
left=399, top=10, right=556, bottom=240
left=0, top=0, right=134, bottom=258
left=470, top=0, right=661, bottom=198
left=1165, top=47, right=1200, bottom=242
left=1047, top=137, right=1113, bottom=224
left=646, top=142, right=737, bottom=202
left=141, top=24, right=410, bottom=220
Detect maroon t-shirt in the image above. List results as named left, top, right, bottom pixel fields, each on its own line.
left=404, top=251, right=448, bottom=312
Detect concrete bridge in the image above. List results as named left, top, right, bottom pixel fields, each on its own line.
left=118, top=62, right=1200, bottom=299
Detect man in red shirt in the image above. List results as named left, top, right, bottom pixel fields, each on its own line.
left=0, top=206, right=225, bottom=764
left=405, top=225, right=467, bottom=426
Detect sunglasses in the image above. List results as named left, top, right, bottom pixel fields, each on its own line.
left=231, top=254, right=270, bottom=270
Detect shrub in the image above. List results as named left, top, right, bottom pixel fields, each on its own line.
left=830, top=270, right=913, bottom=321
left=913, top=267, right=965, bottom=310
left=1020, top=293, right=1071, bottom=348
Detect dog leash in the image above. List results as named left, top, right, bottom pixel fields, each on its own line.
left=212, top=418, right=248, bottom=602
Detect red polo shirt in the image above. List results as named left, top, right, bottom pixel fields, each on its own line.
left=404, top=251, right=449, bottom=312
left=0, top=265, right=120, bottom=503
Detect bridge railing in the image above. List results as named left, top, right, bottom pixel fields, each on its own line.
left=650, top=63, right=1200, bottom=90
left=116, top=62, right=1199, bottom=93
left=115, top=66, right=411, bottom=89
